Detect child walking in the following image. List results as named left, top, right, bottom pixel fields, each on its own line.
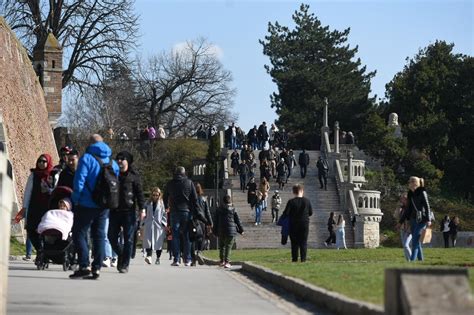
left=213, top=195, right=244, bottom=268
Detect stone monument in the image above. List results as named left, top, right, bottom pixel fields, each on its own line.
left=388, top=113, right=402, bottom=138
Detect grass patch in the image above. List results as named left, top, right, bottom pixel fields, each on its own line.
left=204, top=248, right=474, bottom=305
left=9, top=236, right=26, bottom=256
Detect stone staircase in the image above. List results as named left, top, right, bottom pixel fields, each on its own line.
left=227, top=150, right=354, bottom=249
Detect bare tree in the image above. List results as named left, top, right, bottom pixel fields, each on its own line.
left=133, top=38, right=236, bottom=137
left=1, top=0, right=139, bottom=89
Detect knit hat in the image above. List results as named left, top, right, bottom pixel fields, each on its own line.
left=116, top=151, right=134, bottom=165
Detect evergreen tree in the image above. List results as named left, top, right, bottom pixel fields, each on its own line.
left=260, top=4, right=375, bottom=148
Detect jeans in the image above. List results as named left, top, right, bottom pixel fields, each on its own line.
left=104, top=218, right=112, bottom=258
left=251, top=140, right=258, bottom=150
left=171, top=211, right=191, bottom=263
left=255, top=203, right=263, bottom=224
left=443, top=232, right=450, bottom=248
left=287, top=164, right=292, bottom=180
left=230, top=136, right=237, bottom=150
left=218, top=235, right=235, bottom=263
left=239, top=174, right=247, bottom=191
left=25, top=238, right=32, bottom=257
left=410, top=219, right=426, bottom=261
left=401, top=230, right=412, bottom=261
left=300, top=165, right=307, bottom=178
left=72, top=206, right=109, bottom=271
left=336, top=228, right=347, bottom=249
left=271, top=208, right=279, bottom=222
left=108, top=210, right=136, bottom=269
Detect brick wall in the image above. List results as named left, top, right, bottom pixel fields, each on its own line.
left=0, top=17, right=59, bottom=209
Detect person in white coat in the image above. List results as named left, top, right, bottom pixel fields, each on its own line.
left=143, top=187, right=167, bottom=265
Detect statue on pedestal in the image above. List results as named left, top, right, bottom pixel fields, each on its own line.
left=388, top=113, right=402, bottom=138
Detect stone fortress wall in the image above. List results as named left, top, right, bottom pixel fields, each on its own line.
left=0, top=17, right=58, bottom=213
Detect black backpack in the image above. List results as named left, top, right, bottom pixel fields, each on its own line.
left=90, top=155, right=119, bottom=209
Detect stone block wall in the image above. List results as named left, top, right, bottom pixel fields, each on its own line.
left=0, top=17, right=58, bottom=215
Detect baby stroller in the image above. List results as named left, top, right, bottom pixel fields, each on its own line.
left=36, top=186, right=75, bottom=271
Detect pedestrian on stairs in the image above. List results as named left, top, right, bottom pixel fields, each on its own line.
left=246, top=177, right=258, bottom=210
left=324, top=212, right=336, bottom=247
left=230, top=149, right=240, bottom=176
left=335, top=214, right=347, bottom=249
left=271, top=190, right=282, bottom=223
left=276, top=158, right=288, bottom=189
left=281, top=184, right=313, bottom=262
left=259, top=178, right=271, bottom=211
left=298, top=149, right=310, bottom=178
left=238, top=160, right=249, bottom=192
left=316, top=156, right=329, bottom=190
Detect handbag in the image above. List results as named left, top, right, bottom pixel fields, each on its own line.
left=188, top=218, right=203, bottom=241
left=421, top=227, right=432, bottom=244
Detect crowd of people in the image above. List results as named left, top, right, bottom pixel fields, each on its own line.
left=15, top=133, right=245, bottom=280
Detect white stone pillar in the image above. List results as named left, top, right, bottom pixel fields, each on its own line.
left=334, top=121, right=340, bottom=154
left=0, top=153, right=14, bottom=314
left=323, top=97, right=329, bottom=128
left=347, top=150, right=353, bottom=183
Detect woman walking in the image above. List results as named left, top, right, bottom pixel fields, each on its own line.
left=449, top=216, right=460, bottom=247
left=143, top=187, right=167, bottom=265
left=399, top=176, right=433, bottom=261
left=324, top=212, right=336, bottom=247
left=335, top=214, right=347, bottom=250
left=440, top=215, right=451, bottom=248
left=191, top=183, right=213, bottom=266
left=259, top=177, right=271, bottom=212
left=246, top=177, right=258, bottom=210
left=16, top=154, right=54, bottom=260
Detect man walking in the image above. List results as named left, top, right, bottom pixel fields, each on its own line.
left=70, top=134, right=119, bottom=279
left=316, top=156, right=329, bottom=190
left=163, top=167, right=199, bottom=266
left=57, top=149, right=79, bottom=189
left=238, top=160, right=249, bottom=192
left=109, top=151, right=145, bottom=273
left=298, top=149, right=309, bottom=178
left=281, top=184, right=313, bottom=262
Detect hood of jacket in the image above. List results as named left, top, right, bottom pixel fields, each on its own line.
left=86, top=142, right=112, bottom=159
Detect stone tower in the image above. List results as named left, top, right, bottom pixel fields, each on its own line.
left=33, top=33, right=62, bottom=127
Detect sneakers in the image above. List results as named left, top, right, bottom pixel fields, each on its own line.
left=255, top=222, right=258, bottom=226
left=324, top=242, right=328, bottom=248
left=85, top=270, right=100, bottom=280
left=184, top=261, right=192, bottom=267
left=102, top=257, right=111, bottom=268
left=22, top=256, right=31, bottom=261
left=171, top=261, right=180, bottom=267
left=155, top=258, right=160, bottom=265
left=111, top=258, right=118, bottom=268
left=219, top=261, right=225, bottom=267
left=196, top=254, right=205, bottom=266
left=224, top=262, right=232, bottom=269
left=145, top=256, right=152, bottom=265
left=69, top=268, right=91, bottom=279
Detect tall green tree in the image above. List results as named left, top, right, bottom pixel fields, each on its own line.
left=260, top=4, right=375, bottom=148
left=384, top=41, right=473, bottom=199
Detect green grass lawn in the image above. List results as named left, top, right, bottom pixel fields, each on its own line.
left=204, top=248, right=474, bottom=305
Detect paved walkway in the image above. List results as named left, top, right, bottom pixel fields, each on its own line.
left=7, top=258, right=326, bottom=314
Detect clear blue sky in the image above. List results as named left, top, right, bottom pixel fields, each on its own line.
left=134, top=0, right=473, bottom=132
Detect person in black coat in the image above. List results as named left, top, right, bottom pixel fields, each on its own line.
left=449, top=216, right=460, bottom=247
left=316, top=156, right=329, bottom=190
left=238, top=160, right=250, bottom=192
left=191, top=183, right=214, bottom=266
left=109, top=151, right=146, bottom=273
left=57, top=149, right=79, bottom=189
left=324, top=212, right=336, bottom=247
left=298, top=149, right=310, bottom=178
left=213, top=195, right=244, bottom=268
left=281, top=184, right=313, bottom=262
left=257, top=122, right=269, bottom=150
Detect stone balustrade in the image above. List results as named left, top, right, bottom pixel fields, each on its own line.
left=340, top=158, right=366, bottom=188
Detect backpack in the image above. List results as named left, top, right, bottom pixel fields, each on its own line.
left=90, top=155, right=119, bottom=209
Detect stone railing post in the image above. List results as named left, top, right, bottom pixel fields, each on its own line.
left=334, top=121, right=340, bottom=154
left=347, top=150, right=353, bottom=184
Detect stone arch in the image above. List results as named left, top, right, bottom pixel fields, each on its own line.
left=364, top=196, right=368, bottom=208
left=198, top=165, right=203, bottom=175
left=358, top=197, right=363, bottom=208
left=370, top=197, right=373, bottom=208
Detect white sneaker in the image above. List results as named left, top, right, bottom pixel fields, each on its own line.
left=184, top=261, right=192, bottom=267
left=111, top=258, right=117, bottom=268
left=102, top=257, right=111, bottom=268
left=224, top=262, right=232, bottom=269
left=171, top=261, right=180, bottom=266
left=255, top=222, right=258, bottom=226
left=145, top=256, right=152, bottom=265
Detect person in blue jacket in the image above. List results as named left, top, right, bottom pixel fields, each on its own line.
left=69, top=134, right=119, bottom=280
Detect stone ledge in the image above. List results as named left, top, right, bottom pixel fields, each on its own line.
left=202, top=256, right=383, bottom=315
